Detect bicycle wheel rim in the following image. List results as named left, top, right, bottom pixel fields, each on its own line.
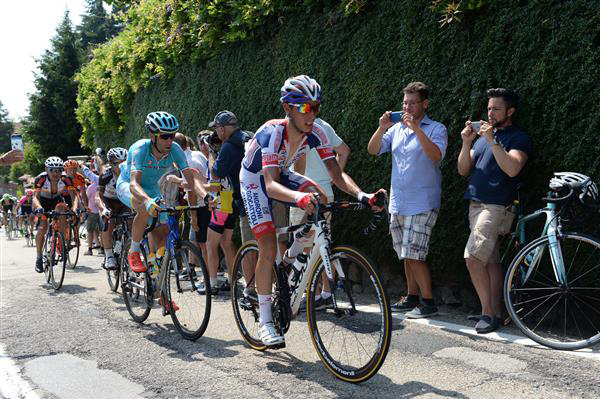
left=107, top=258, right=120, bottom=293
left=43, top=234, right=52, bottom=283
left=168, top=241, right=212, bottom=340
left=68, top=225, right=80, bottom=269
left=505, top=233, right=600, bottom=350
left=231, top=242, right=267, bottom=350
left=307, top=246, right=392, bottom=383
left=50, top=232, right=66, bottom=290
left=122, top=242, right=151, bottom=322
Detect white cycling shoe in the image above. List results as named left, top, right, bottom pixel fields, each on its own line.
left=258, top=322, right=284, bottom=346
left=105, top=256, right=118, bottom=270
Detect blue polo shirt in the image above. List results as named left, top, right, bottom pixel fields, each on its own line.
left=464, top=125, right=533, bottom=206
left=378, top=114, right=448, bottom=215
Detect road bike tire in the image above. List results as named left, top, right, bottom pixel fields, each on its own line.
left=49, top=232, right=67, bottom=290
left=168, top=241, right=212, bottom=341
left=66, top=223, right=80, bottom=269
left=6, top=219, right=13, bottom=240
left=231, top=242, right=268, bottom=350
left=106, top=239, right=122, bottom=293
left=504, top=232, right=600, bottom=350
left=307, top=245, right=392, bottom=383
left=42, top=231, right=53, bottom=283
left=122, top=243, right=152, bottom=323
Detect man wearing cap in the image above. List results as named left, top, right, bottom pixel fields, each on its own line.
left=204, top=111, right=251, bottom=294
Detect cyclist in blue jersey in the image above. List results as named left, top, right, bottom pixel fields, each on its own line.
left=117, top=111, right=202, bottom=273
left=240, top=75, right=386, bottom=346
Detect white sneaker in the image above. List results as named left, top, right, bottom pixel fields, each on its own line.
left=105, top=256, right=118, bottom=270
left=258, top=322, right=284, bottom=346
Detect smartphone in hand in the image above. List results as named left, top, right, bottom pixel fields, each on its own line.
left=11, top=134, right=24, bottom=151
left=390, top=111, right=404, bottom=123
left=470, top=121, right=482, bottom=133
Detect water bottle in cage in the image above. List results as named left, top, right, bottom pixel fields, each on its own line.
left=288, top=253, right=308, bottom=291
left=283, top=227, right=311, bottom=264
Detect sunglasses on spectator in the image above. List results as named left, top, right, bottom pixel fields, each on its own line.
left=157, top=133, right=175, bottom=140
left=48, top=167, right=63, bottom=172
left=290, top=103, right=320, bottom=114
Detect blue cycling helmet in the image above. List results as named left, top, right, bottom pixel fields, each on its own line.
left=145, top=112, right=180, bottom=133
left=280, top=75, right=322, bottom=104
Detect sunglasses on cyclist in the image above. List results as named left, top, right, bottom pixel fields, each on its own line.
left=290, top=103, right=320, bottom=114
left=156, top=133, right=175, bottom=140
left=48, top=167, right=63, bottom=173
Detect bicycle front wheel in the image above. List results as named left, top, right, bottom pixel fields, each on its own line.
left=168, top=241, right=212, bottom=341
left=231, top=242, right=267, bottom=350
left=49, top=232, right=67, bottom=290
left=307, top=245, right=392, bottom=383
left=122, top=242, right=152, bottom=323
left=504, top=232, right=600, bottom=350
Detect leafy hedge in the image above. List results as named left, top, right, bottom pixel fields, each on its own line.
left=81, top=0, right=600, bottom=287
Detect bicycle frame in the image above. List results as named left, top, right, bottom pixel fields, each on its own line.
left=508, top=202, right=568, bottom=286
left=272, top=213, right=347, bottom=318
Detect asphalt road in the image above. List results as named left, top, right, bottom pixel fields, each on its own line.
left=1, top=230, right=599, bottom=399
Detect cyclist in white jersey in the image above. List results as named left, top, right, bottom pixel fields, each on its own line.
left=240, top=75, right=385, bottom=346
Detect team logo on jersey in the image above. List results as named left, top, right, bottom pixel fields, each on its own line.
left=246, top=183, right=258, bottom=190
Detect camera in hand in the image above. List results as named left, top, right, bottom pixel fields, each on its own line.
left=470, top=121, right=482, bottom=133
left=390, top=111, right=404, bottom=123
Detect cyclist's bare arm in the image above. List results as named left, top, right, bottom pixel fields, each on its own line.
left=323, top=158, right=361, bottom=197
left=334, top=142, right=350, bottom=171
left=68, top=189, right=79, bottom=212
left=294, top=155, right=329, bottom=202
left=95, top=186, right=108, bottom=213
left=32, top=191, right=42, bottom=210
left=263, top=167, right=310, bottom=203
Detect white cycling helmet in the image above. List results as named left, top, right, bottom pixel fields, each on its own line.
left=280, top=75, right=322, bottom=104
left=549, top=172, right=598, bottom=202
left=45, top=156, right=64, bottom=169
left=107, top=147, right=128, bottom=163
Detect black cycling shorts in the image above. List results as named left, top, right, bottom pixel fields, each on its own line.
left=19, top=206, right=33, bottom=215
left=40, top=196, right=66, bottom=213
left=189, top=207, right=211, bottom=243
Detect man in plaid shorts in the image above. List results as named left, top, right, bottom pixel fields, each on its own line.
left=368, top=82, right=448, bottom=318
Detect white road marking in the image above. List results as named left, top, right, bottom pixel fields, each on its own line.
left=0, top=344, right=41, bottom=399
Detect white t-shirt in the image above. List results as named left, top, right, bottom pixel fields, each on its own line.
left=185, top=150, right=209, bottom=179
left=291, top=118, right=343, bottom=199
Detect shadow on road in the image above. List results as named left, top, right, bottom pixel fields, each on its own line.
left=141, top=323, right=244, bottom=361
left=69, top=265, right=101, bottom=274
left=262, top=351, right=467, bottom=398
left=47, top=284, right=97, bottom=296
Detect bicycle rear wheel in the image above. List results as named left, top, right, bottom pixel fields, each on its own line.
left=168, top=241, right=212, bottom=340
left=504, top=233, right=600, bottom=350
left=49, top=232, right=67, bottom=290
left=307, top=245, right=392, bottom=383
left=231, top=242, right=267, bottom=350
left=122, top=243, right=152, bottom=322
left=66, top=223, right=80, bottom=269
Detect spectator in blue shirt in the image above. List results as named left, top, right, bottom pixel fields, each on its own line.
left=457, top=88, right=532, bottom=334
left=203, top=111, right=251, bottom=294
left=368, top=82, right=448, bottom=318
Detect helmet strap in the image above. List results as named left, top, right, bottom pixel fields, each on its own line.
left=151, top=135, right=165, bottom=156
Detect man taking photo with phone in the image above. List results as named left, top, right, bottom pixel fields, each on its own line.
left=367, top=81, right=448, bottom=319
left=457, top=88, right=532, bottom=334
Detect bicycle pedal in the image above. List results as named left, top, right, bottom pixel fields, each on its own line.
left=268, top=342, right=286, bottom=350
